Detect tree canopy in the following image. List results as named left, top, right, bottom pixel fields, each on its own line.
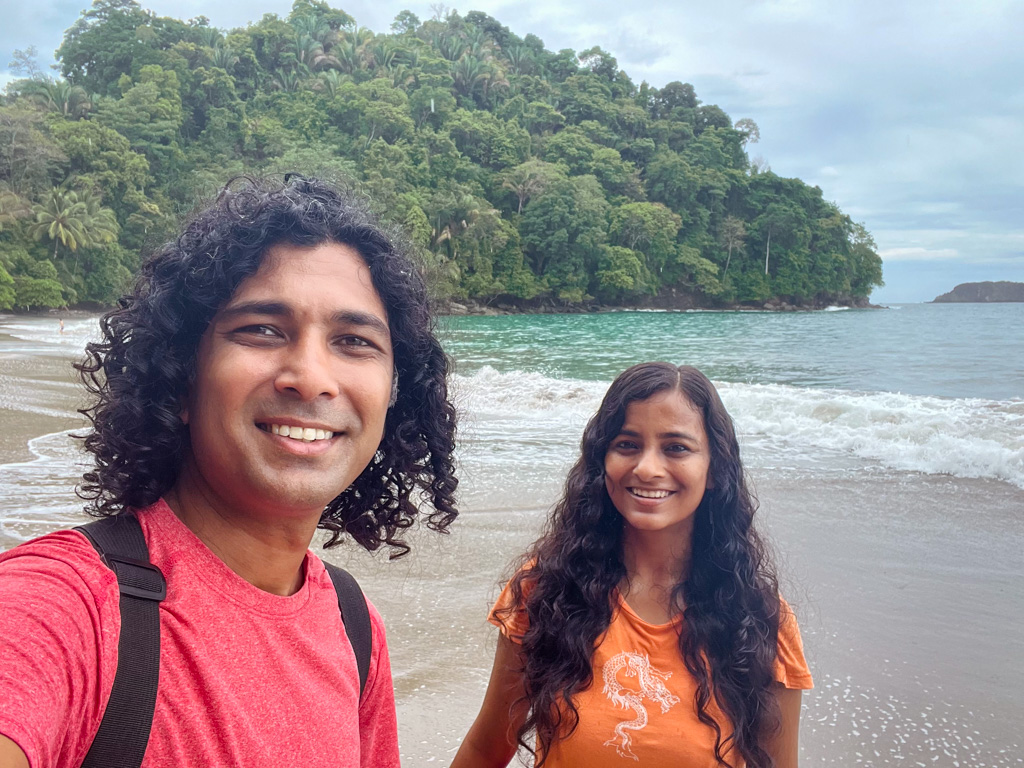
left=0, top=1, right=882, bottom=310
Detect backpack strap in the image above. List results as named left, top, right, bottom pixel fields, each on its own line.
left=75, top=515, right=166, bottom=768
left=324, top=562, right=372, bottom=699
left=73, top=516, right=370, bottom=768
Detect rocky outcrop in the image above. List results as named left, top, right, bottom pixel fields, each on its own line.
left=932, top=281, right=1024, bottom=303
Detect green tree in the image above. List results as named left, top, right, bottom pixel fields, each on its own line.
left=31, top=188, right=89, bottom=260
left=501, top=159, right=563, bottom=214
left=520, top=174, right=608, bottom=299
left=57, top=0, right=154, bottom=95
left=609, top=202, right=681, bottom=276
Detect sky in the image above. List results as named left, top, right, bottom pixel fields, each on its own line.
left=2, top=0, right=1022, bottom=303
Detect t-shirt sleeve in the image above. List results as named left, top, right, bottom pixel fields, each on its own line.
left=774, top=597, right=813, bottom=690
left=0, top=531, right=120, bottom=768
left=486, top=571, right=531, bottom=644
left=357, top=598, right=399, bottom=768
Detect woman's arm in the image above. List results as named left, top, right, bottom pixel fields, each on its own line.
left=450, top=634, right=529, bottom=768
left=767, top=685, right=804, bottom=768
left=0, top=735, right=29, bottom=768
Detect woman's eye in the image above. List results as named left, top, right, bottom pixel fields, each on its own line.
left=666, top=443, right=690, bottom=453
left=613, top=440, right=639, bottom=451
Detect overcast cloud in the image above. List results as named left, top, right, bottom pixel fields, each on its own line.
left=2, top=0, right=1021, bottom=302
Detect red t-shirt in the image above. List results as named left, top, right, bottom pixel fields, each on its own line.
left=0, top=499, right=399, bottom=768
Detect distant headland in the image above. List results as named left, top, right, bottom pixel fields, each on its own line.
left=932, top=282, right=1024, bottom=303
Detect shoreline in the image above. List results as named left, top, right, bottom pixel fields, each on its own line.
left=1, top=296, right=887, bottom=320
left=443, top=296, right=886, bottom=316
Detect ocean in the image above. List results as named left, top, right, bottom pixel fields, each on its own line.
left=1, top=303, right=1022, bottom=766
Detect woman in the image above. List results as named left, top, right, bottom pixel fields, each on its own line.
left=452, top=363, right=812, bottom=768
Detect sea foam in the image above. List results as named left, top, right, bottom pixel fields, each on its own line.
left=455, top=367, right=1024, bottom=489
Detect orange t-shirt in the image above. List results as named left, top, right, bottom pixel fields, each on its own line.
left=489, top=576, right=812, bottom=767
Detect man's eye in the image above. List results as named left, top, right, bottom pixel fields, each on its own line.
left=238, top=325, right=278, bottom=337
left=338, top=335, right=372, bottom=347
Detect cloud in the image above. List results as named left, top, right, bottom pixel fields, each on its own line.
left=880, top=247, right=960, bottom=262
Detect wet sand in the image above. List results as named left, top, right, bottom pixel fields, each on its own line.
left=2, top=318, right=1023, bottom=766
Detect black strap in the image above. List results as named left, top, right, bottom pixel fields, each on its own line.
left=73, top=517, right=371, bottom=768
left=324, top=562, right=373, bottom=699
left=75, top=515, right=165, bottom=768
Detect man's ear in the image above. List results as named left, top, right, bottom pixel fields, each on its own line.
left=388, top=373, right=398, bottom=408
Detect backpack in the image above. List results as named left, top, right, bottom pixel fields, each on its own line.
left=73, top=514, right=372, bottom=768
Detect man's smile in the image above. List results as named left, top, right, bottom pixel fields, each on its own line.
left=257, top=422, right=338, bottom=442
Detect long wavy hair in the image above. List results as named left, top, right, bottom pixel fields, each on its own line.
left=498, top=362, right=780, bottom=766
left=75, top=175, right=457, bottom=555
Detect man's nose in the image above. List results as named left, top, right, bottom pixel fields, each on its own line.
left=274, top=337, right=339, bottom=400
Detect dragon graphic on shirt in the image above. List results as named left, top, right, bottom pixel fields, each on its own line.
left=601, top=651, right=680, bottom=760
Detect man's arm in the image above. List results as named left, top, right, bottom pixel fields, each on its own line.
left=0, top=734, right=29, bottom=768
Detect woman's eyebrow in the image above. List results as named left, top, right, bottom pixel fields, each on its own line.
left=618, top=428, right=700, bottom=440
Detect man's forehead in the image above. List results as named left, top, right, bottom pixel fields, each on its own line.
left=223, top=241, right=385, bottom=310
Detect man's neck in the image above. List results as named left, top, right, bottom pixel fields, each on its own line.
left=163, top=474, right=321, bottom=597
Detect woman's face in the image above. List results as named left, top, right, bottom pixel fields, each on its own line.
left=604, top=389, right=713, bottom=539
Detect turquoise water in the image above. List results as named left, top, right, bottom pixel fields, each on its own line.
left=441, top=304, right=1024, bottom=490
left=441, top=303, right=1024, bottom=400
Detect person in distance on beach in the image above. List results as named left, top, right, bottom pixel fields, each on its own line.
left=452, top=363, right=811, bottom=768
left=0, top=175, right=458, bottom=768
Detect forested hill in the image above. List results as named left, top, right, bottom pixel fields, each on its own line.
left=0, top=0, right=884, bottom=311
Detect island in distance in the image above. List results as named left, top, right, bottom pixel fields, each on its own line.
left=932, top=281, right=1024, bottom=302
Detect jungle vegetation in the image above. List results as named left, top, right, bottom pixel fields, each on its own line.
left=0, top=0, right=883, bottom=310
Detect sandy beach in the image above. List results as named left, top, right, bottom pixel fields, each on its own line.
left=2, top=313, right=1022, bottom=767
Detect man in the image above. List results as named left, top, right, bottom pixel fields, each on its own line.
left=0, top=176, right=458, bottom=767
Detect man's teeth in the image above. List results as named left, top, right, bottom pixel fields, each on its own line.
left=268, top=424, right=333, bottom=442
left=630, top=488, right=671, bottom=499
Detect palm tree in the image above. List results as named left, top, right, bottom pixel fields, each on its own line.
left=272, top=67, right=308, bottom=93
left=76, top=190, right=119, bottom=246
left=452, top=55, right=487, bottom=99
left=23, top=79, right=92, bottom=118
left=210, top=45, right=239, bottom=72
left=316, top=70, right=348, bottom=98
left=368, top=39, right=398, bottom=71
left=32, top=189, right=90, bottom=261
left=31, top=188, right=119, bottom=275
left=437, top=32, right=467, bottom=63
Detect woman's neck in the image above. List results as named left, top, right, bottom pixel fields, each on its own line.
left=619, top=521, right=693, bottom=622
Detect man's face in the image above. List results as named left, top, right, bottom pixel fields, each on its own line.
left=181, top=241, right=394, bottom=522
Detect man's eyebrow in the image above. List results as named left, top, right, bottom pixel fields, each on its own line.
left=218, top=300, right=290, bottom=319
left=332, top=310, right=390, bottom=337
left=218, top=302, right=390, bottom=337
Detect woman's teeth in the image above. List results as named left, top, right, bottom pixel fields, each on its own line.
left=629, top=488, right=671, bottom=499
left=268, top=424, right=333, bottom=442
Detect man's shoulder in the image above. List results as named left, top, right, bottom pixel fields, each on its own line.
left=0, top=527, right=117, bottom=599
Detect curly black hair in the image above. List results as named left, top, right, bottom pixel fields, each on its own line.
left=497, top=363, right=781, bottom=767
left=75, top=175, right=457, bottom=555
